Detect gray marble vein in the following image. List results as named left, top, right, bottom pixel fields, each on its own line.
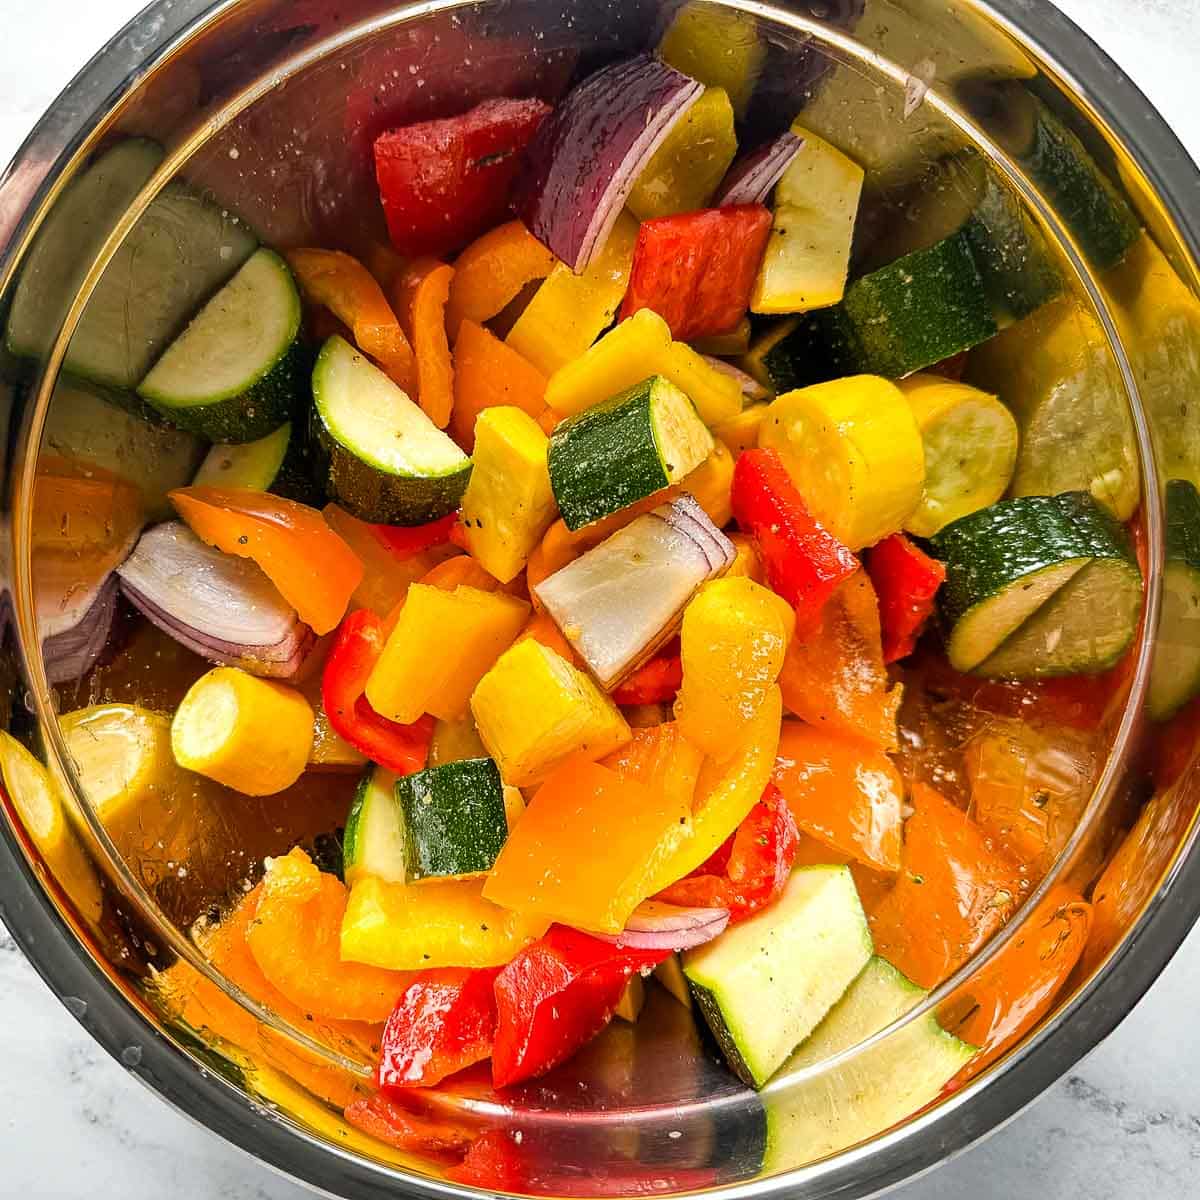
left=2, top=0, right=1200, bottom=1195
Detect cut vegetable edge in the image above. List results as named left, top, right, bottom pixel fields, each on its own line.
left=193, top=423, right=293, bottom=491
left=343, top=765, right=404, bottom=886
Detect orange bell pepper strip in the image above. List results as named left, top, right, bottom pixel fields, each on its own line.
left=779, top=571, right=902, bottom=752
left=286, top=248, right=415, bottom=392
left=482, top=754, right=693, bottom=934
left=246, top=849, right=413, bottom=1023
left=418, top=554, right=500, bottom=594
left=602, top=722, right=704, bottom=816
left=171, top=487, right=363, bottom=635
left=517, top=609, right=579, bottom=664
left=866, top=784, right=1025, bottom=990
left=942, top=884, right=1091, bottom=1085
left=772, top=719, right=904, bottom=874
left=393, top=258, right=456, bottom=429
left=445, top=219, right=558, bottom=341
left=450, top=320, right=549, bottom=452
left=32, top=460, right=145, bottom=557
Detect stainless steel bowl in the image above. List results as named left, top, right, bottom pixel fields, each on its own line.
left=2, top=1, right=1199, bottom=1196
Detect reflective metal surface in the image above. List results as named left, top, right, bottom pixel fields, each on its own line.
left=0, top=1, right=1198, bottom=1196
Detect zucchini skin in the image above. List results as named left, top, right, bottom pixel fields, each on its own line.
left=1166, top=479, right=1200, bottom=573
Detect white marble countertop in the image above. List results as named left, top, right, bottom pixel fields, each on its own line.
left=3, top=0, right=1200, bottom=1196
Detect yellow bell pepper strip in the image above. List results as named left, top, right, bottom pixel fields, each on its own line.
left=245, top=849, right=412, bottom=1023
left=657, top=2, right=765, bottom=119
left=470, top=639, right=631, bottom=786
left=758, top=375, right=927, bottom=551
left=692, top=317, right=751, bottom=357
left=642, top=685, right=783, bottom=895
left=450, top=319, right=550, bottom=452
left=544, top=306, right=742, bottom=429
left=627, top=88, right=737, bottom=220
left=286, top=248, right=415, bottom=393
left=445, top=220, right=558, bottom=341
left=674, top=578, right=794, bottom=758
left=366, top=583, right=530, bottom=725
left=681, top=439, right=735, bottom=529
left=602, top=722, right=703, bottom=816
left=459, top=407, right=559, bottom=583
left=171, top=486, right=363, bottom=635
left=483, top=755, right=693, bottom=934
left=506, top=211, right=638, bottom=376
left=714, top=404, right=767, bottom=458
left=392, top=258, right=456, bottom=429
left=171, top=666, right=314, bottom=796
left=725, top=533, right=764, bottom=582
left=341, top=875, right=551, bottom=970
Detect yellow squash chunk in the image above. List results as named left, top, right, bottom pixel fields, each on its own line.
left=715, top=404, right=768, bottom=458
left=0, top=731, right=102, bottom=923
left=759, top=375, right=926, bottom=551
left=341, top=875, right=550, bottom=970
left=506, top=212, right=638, bottom=375
left=171, top=667, right=314, bottom=796
left=645, top=686, right=783, bottom=894
left=367, top=584, right=530, bottom=725
left=544, top=309, right=741, bottom=427
left=470, top=639, right=631, bottom=786
left=627, top=88, right=737, bottom=220
left=658, top=2, right=765, bottom=118
left=675, top=578, right=795, bottom=757
left=899, top=373, right=1019, bottom=537
left=459, top=407, right=559, bottom=583
left=752, top=127, right=864, bottom=314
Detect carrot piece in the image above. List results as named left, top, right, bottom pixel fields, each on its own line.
left=287, top=248, right=415, bottom=392
left=446, top=219, right=557, bottom=341
left=866, top=784, right=1025, bottom=989
left=245, top=848, right=413, bottom=1023
left=772, top=720, right=904, bottom=873
left=393, top=258, right=456, bottom=428
left=450, top=320, right=550, bottom=452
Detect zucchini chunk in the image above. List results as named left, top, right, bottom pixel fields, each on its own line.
left=311, top=335, right=472, bottom=524
left=193, top=422, right=292, bottom=491
left=342, top=765, right=403, bottom=886
left=548, top=374, right=714, bottom=531
left=931, top=492, right=1142, bottom=677
left=1148, top=480, right=1200, bottom=720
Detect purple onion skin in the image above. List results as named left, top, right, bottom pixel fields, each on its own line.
left=42, top=575, right=120, bottom=686
left=715, top=131, right=804, bottom=205
left=590, top=911, right=730, bottom=951
left=516, top=54, right=702, bottom=271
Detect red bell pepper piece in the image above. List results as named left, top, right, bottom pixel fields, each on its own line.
left=866, top=533, right=947, bottom=663
left=731, top=448, right=860, bottom=630
left=610, top=642, right=683, bottom=705
left=344, top=1092, right=476, bottom=1155
left=491, top=927, right=669, bottom=1088
left=372, top=511, right=460, bottom=560
left=656, top=784, right=799, bottom=922
left=374, top=98, right=551, bottom=258
left=378, top=968, right=500, bottom=1091
left=447, top=1131, right=529, bottom=1190
left=619, top=205, right=773, bottom=341
left=322, top=609, right=434, bottom=773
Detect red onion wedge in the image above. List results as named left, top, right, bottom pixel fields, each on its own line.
left=43, top=574, right=119, bottom=685
left=517, top=55, right=704, bottom=272
left=714, top=131, right=804, bottom=205
left=591, top=901, right=730, bottom=951
left=534, top=494, right=733, bottom=690
left=118, top=522, right=316, bottom=679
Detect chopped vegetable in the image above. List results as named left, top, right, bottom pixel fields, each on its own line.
left=170, top=485, right=363, bottom=635
left=751, top=126, right=863, bottom=314
left=286, top=247, right=415, bottom=391
left=470, top=639, right=631, bottom=786
left=759, top=376, right=926, bottom=552
left=772, top=720, right=904, bottom=874
left=547, top=375, right=714, bottom=531
left=674, top=577, right=794, bottom=757
left=534, top=495, right=734, bottom=690
left=366, top=583, right=529, bottom=725
left=693, top=317, right=751, bottom=357
left=657, top=3, right=765, bottom=118
left=611, top=651, right=683, bottom=706
left=544, top=308, right=741, bottom=427
left=484, top=754, right=693, bottom=933
left=506, top=210, right=639, bottom=375
left=627, top=87, right=738, bottom=220
left=445, top=220, right=558, bottom=341
left=374, top=97, right=551, bottom=257
left=866, top=533, right=946, bottom=663
left=1148, top=479, right=1200, bottom=720
left=491, top=926, right=670, bottom=1086
left=602, top=722, right=704, bottom=816
left=516, top=56, right=702, bottom=272
left=341, top=875, right=550, bottom=970
left=344, top=1094, right=475, bottom=1156
left=619, top=205, right=773, bottom=342
left=343, top=765, right=403, bottom=885
left=459, top=407, right=558, bottom=583
left=714, top=131, right=804, bottom=206
left=715, top=405, right=768, bottom=458
left=193, top=422, right=295, bottom=495
left=322, top=609, right=435, bottom=774
left=731, top=448, right=859, bottom=630
left=393, top=258, right=455, bottom=428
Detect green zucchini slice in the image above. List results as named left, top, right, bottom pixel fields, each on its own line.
left=547, top=374, right=714, bottom=531
left=194, top=423, right=293, bottom=491
left=342, top=766, right=404, bottom=887
left=311, top=335, right=472, bottom=525
left=1148, top=480, right=1200, bottom=720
